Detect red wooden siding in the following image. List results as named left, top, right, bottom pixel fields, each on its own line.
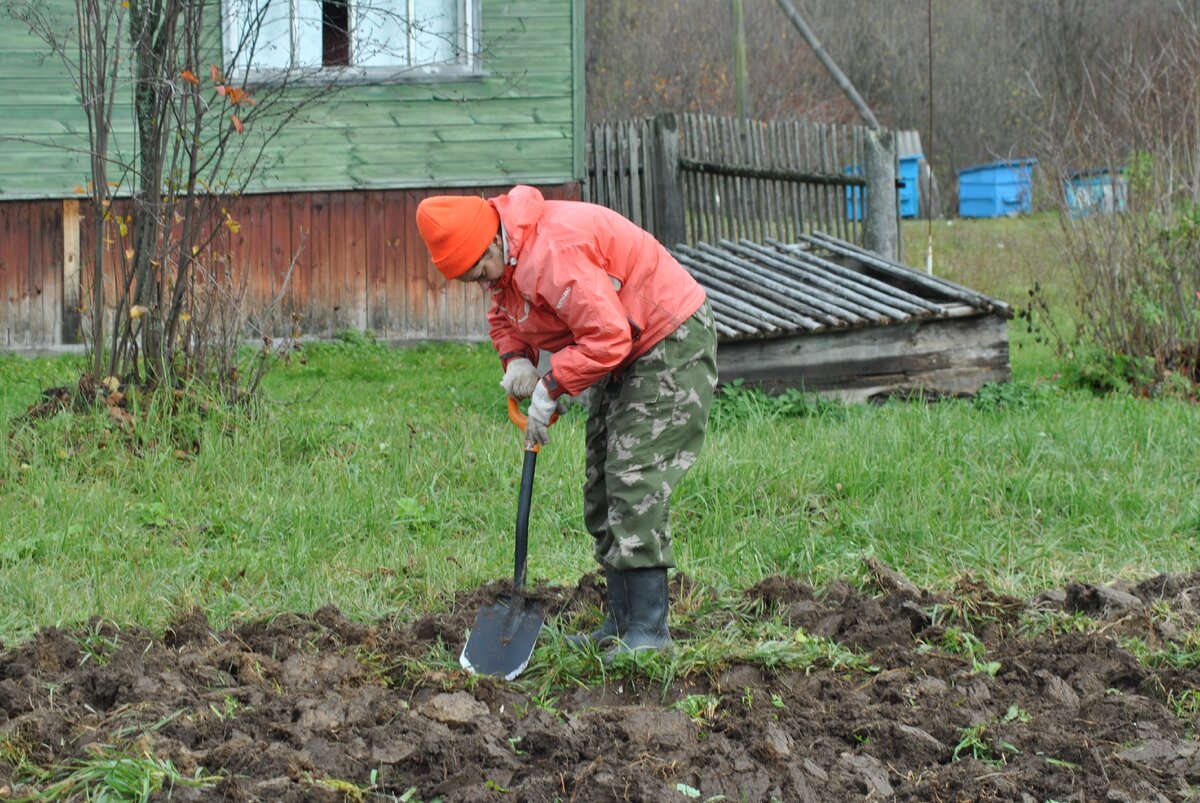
left=0, top=201, right=63, bottom=349
left=0, top=184, right=581, bottom=348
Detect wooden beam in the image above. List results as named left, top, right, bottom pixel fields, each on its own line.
left=774, top=0, right=881, bottom=131
left=716, top=314, right=1011, bottom=402
left=62, top=200, right=81, bottom=344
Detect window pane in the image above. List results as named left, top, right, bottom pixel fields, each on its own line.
left=227, top=0, right=293, bottom=71
left=412, top=0, right=458, bottom=65
left=355, top=0, right=410, bottom=68
left=296, top=0, right=324, bottom=67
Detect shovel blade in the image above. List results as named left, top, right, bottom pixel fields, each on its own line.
left=459, top=596, right=543, bottom=681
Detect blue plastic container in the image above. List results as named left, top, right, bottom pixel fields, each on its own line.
left=1064, top=168, right=1127, bottom=216
left=897, top=154, right=922, bottom=218
left=957, top=158, right=1037, bottom=218
left=845, top=154, right=923, bottom=220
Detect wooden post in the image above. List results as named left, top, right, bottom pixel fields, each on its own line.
left=863, top=128, right=898, bottom=261
left=650, top=113, right=686, bottom=247
left=62, top=200, right=82, bottom=343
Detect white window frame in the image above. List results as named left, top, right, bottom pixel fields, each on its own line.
left=222, top=0, right=482, bottom=86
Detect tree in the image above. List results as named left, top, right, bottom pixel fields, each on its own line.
left=6, top=0, right=472, bottom=402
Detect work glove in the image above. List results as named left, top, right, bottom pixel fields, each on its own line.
left=500, top=357, right=540, bottom=400
left=525, top=381, right=558, bottom=447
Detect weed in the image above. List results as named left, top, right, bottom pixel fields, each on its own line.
left=353, top=647, right=394, bottom=687
left=1002, top=704, right=1032, bottom=724
left=673, top=694, right=721, bottom=723
left=1125, top=632, right=1200, bottom=671
left=1042, top=756, right=1079, bottom=769
left=208, top=694, right=243, bottom=722
left=927, top=626, right=1001, bottom=676
left=1167, top=689, right=1200, bottom=719
left=1021, top=610, right=1101, bottom=638
left=952, top=722, right=997, bottom=763
left=972, top=379, right=1056, bottom=412
left=15, top=745, right=220, bottom=802
left=0, top=736, right=50, bottom=785
left=75, top=620, right=121, bottom=667
left=308, top=773, right=372, bottom=801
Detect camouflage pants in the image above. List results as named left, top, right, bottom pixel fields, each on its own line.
left=583, top=301, right=718, bottom=571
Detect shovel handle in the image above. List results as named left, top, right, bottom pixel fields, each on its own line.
left=506, top=396, right=559, bottom=452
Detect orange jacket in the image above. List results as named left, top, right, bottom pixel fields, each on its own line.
left=486, top=186, right=707, bottom=398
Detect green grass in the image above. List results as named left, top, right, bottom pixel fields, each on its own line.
left=0, top=216, right=1197, bottom=644
left=903, top=212, right=1070, bottom=382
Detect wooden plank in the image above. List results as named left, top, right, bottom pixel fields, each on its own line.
left=308, top=192, right=333, bottom=334
left=604, top=123, right=617, bottom=216
left=383, top=190, right=406, bottom=337
left=715, top=314, right=1011, bottom=401
left=329, top=192, right=352, bottom=332
left=266, top=193, right=291, bottom=333
left=233, top=195, right=261, bottom=316
left=792, top=118, right=811, bottom=236
left=344, top=191, right=367, bottom=331
left=627, top=121, right=642, bottom=229
left=364, top=190, right=386, bottom=334
left=709, top=116, right=726, bottom=241
left=615, top=121, right=628, bottom=221
left=640, top=118, right=655, bottom=236
left=404, top=192, right=429, bottom=338
left=61, top=202, right=81, bottom=341
left=10, top=202, right=31, bottom=347
left=0, top=204, right=12, bottom=346
left=39, top=201, right=63, bottom=346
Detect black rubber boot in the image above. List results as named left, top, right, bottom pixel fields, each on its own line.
left=609, top=567, right=672, bottom=655
left=565, top=566, right=627, bottom=649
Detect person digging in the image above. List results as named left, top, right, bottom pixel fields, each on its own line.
left=416, top=186, right=717, bottom=657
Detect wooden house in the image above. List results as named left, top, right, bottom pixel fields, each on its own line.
left=0, top=0, right=584, bottom=350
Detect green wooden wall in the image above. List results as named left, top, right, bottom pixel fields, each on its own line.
left=0, top=0, right=583, bottom=200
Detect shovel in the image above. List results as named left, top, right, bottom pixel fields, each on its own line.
left=459, top=397, right=556, bottom=680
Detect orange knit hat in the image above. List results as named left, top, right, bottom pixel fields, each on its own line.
left=415, top=195, right=500, bottom=280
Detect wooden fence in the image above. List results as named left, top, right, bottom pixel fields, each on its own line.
left=584, top=113, right=875, bottom=248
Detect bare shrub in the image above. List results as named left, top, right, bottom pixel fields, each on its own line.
left=1028, top=17, right=1200, bottom=395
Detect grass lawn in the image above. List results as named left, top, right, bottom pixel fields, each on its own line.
left=0, top=214, right=1196, bottom=645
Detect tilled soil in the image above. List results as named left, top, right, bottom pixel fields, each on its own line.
left=2, top=570, right=1200, bottom=802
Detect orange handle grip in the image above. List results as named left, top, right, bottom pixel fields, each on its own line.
left=507, top=396, right=560, bottom=431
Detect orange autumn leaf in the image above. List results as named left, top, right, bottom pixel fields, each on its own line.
left=210, top=64, right=222, bottom=82
left=231, top=114, right=244, bottom=134
left=226, top=87, right=255, bottom=105
left=73, top=186, right=85, bottom=194
left=180, top=69, right=199, bottom=85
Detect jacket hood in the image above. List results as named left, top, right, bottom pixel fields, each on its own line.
left=490, top=185, right=546, bottom=263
